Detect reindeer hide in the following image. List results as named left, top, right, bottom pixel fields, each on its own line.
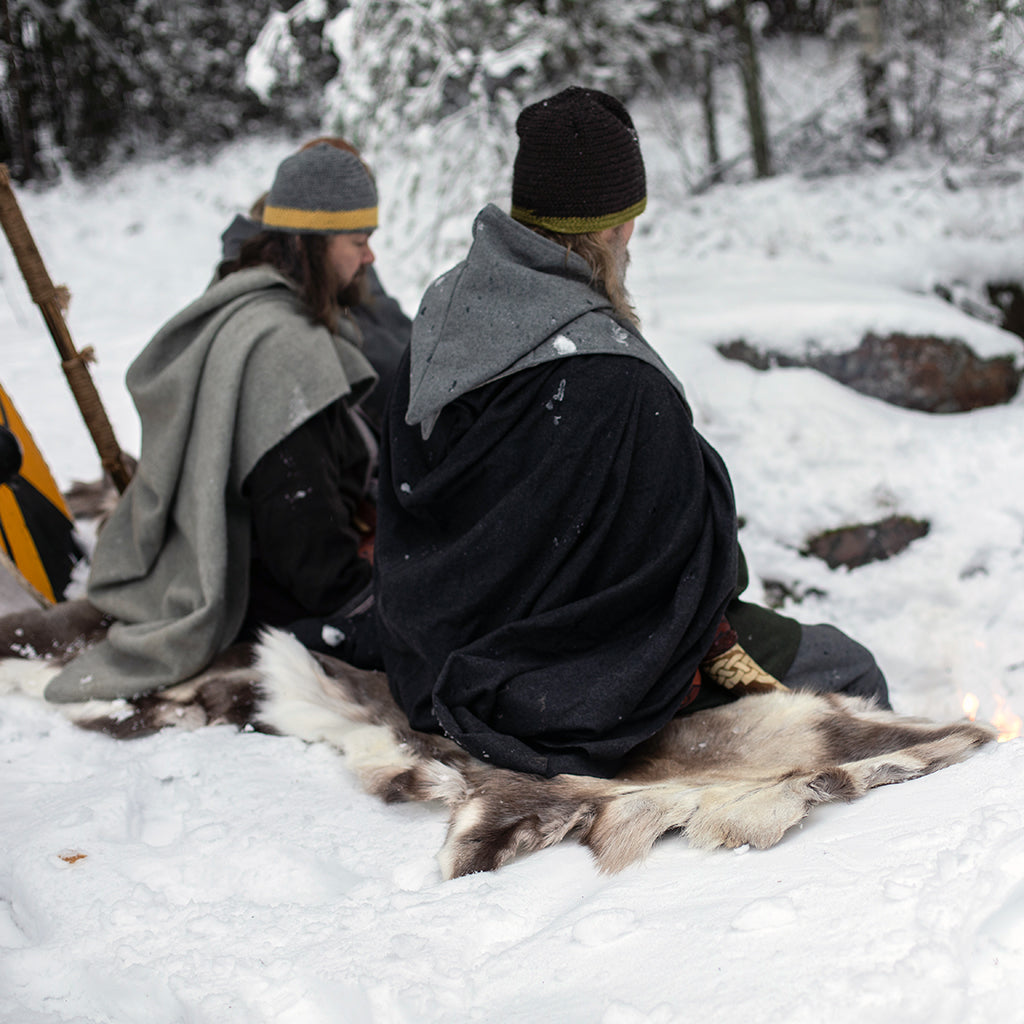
left=0, top=628, right=995, bottom=878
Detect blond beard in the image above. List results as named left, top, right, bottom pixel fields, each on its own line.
left=612, top=240, right=631, bottom=293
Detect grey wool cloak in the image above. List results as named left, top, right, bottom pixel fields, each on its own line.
left=373, top=205, right=742, bottom=777
left=45, top=266, right=376, bottom=702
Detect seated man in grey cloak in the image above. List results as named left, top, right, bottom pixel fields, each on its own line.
left=8, top=143, right=386, bottom=700
left=372, top=87, right=889, bottom=779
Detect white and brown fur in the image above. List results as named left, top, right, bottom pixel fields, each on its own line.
left=0, top=628, right=996, bottom=878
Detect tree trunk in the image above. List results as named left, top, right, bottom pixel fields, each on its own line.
left=734, top=0, right=773, bottom=178
left=689, top=0, right=722, bottom=183
left=698, top=44, right=722, bottom=178
left=857, top=0, right=893, bottom=149
left=0, top=0, right=41, bottom=180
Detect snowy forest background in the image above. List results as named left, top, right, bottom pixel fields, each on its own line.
left=7, top=0, right=1024, bottom=344
left=3, top=0, right=1024, bottom=188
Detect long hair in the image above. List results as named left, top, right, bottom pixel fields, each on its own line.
left=531, top=225, right=639, bottom=327
left=216, top=135, right=374, bottom=332
left=218, top=232, right=345, bottom=331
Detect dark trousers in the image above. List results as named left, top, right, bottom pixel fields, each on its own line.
left=686, top=621, right=890, bottom=714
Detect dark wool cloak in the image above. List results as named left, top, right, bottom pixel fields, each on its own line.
left=374, top=206, right=741, bottom=778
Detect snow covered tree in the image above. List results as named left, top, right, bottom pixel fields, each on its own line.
left=243, top=0, right=345, bottom=127
left=0, top=0, right=284, bottom=181
left=311, top=0, right=713, bottom=151
left=245, top=0, right=785, bottom=238
left=0, top=0, right=135, bottom=180
left=965, top=0, right=1024, bottom=155
left=883, top=0, right=1024, bottom=157
left=246, top=0, right=712, bottom=267
left=318, top=0, right=540, bottom=272
left=124, top=0, right=282, bottom=147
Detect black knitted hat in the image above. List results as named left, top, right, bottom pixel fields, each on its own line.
left=263, top=143, right=378, bottom=234
left=511, top=86, right=646, bottom=234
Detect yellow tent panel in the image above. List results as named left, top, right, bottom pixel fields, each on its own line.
left=0, top=381, right=81, bottom=603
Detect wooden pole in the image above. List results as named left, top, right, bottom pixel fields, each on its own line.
left=0, top=163, right=133, bottom=493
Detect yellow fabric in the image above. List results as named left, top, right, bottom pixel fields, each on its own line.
left=261, top=204, right=378, bottom=232
left=0, top=382, right=73, bottom=602
left=0, top=490, right=49, bottom=600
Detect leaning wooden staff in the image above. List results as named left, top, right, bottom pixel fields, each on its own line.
left=0, top=164, right=133, bottom=494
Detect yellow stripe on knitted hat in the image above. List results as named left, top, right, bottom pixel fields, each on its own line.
left=510, top=197, right=646, bottom=234
left=262, top=204, right=379, bottom=232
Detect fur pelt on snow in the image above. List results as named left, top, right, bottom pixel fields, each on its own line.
left=0, top=628, right=995, bottom=878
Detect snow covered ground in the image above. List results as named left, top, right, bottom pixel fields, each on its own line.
left=3, top=76, right=1024, bottom=1022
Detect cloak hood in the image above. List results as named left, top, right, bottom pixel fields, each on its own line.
left=405, top=204, right=684, bottom=437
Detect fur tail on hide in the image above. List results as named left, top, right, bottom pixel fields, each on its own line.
left=253, top=629, right=471, bottom=807
left=0, top=653, right=59, bottom=698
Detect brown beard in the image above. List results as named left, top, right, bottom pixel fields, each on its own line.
left=338, top=268, right=370, bottom=309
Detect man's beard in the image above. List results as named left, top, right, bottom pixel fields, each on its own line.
left=338, top=267, right=370, bottom=308
left=613, top=243, right=631, bottom=291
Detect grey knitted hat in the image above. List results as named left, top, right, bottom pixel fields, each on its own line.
left=263, top=143, right=378, bottom=234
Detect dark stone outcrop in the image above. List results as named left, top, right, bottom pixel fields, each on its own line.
left=718, top=332, right=1021, bottom=412
left=761, top=578, right=827, bottom=609
left=803, top=514, right=930, bottom=570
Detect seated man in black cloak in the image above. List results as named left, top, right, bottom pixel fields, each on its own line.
left=372, top=86, right=890, bottom=779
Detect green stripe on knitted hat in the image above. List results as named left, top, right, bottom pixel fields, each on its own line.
left=263, top=143, right=378, bottom=235
left=510, top=197, right=646, bottom=234
left=511, top=87, right=646, bottom=236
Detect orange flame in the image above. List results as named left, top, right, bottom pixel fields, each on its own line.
left=962, top=692, right=1021, bottom=743
left=962, top=693, right=980, bottom=721
left=991, top=696, right=1022, bottom=743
